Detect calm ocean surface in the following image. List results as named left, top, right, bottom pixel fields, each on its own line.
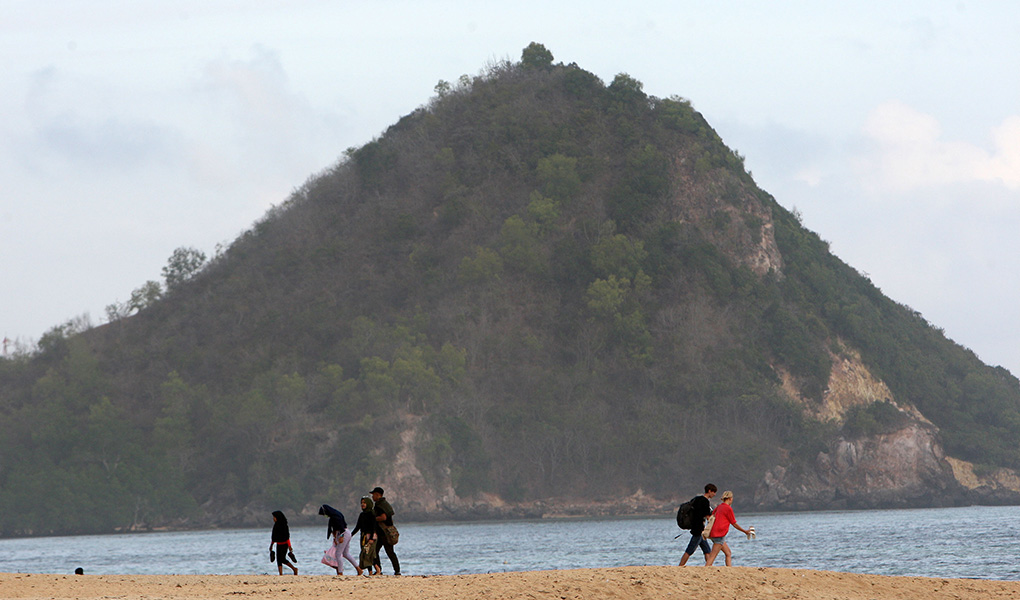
left=2, top=505, right=1018, bottom=580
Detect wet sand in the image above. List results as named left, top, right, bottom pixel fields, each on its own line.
left=3, top=566, right=1020, bottom=600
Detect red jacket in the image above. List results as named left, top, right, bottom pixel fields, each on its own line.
left=709, top=502, right=736, bottom=537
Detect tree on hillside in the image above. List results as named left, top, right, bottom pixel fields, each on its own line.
left=130, top=280, right=163, bottom=312
left=521, top=42, right=554, bottom=69
left=162, top=247, right=207, bottom=290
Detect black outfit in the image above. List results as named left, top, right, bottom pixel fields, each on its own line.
left=683, top=495, right=713, bottom=556
left=690, top=495, right=712, bottom=536
left=350, top=509, right=379, bottom=538
left=271, top=510, right=295, bottom=567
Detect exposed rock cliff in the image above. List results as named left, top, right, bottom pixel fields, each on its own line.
left=757, top=347, right=1019, bottom=510
left=754, top=420, right=962, bottom=510
left=946, top=457, right=1020, bottom=504
left=783, top=345, right=895, bottom=423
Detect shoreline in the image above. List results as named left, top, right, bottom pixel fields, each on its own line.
left=10, top=502, right=1020, bottom=539
left=3, top=566, right=1019, bottom=600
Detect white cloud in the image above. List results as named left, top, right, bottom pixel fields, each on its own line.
left=186, top=46, right=349, bottom=194
left=984, top=116, right=1020, bottom=189
left=858, top=101, right=1020, bottom=192
left=792, top=166, right=824, bottom=187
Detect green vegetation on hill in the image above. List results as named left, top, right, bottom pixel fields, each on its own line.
left=1, top=43, right=1019, bottom=536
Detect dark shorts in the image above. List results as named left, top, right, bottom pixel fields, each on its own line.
left=685, top=532, right=711, bottom=555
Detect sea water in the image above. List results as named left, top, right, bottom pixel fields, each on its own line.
left=1, top=505, right=1018, bottom=580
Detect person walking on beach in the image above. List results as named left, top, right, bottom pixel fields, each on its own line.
left=705, top=490, right=752, bottom=566
left=270, top=510, right=299, bottom=575
left=351, top=496, right=381, bottom=575
left=371, top=486, right=401, bottom=576
left=679, top=483, right=717, bottom=566
left=319, top=504, right=362, bottom=576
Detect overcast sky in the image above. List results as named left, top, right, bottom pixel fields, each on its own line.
left=3, top=1, right=1019, bottom=377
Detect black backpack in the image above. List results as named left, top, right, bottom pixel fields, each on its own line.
left=676, top=496, right=697, bottom=530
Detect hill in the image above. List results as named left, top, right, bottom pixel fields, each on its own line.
left=2, top=44, right=1020, bottom=536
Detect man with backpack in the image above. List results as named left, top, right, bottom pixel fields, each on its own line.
left=678, top=483, right=717, bottom=566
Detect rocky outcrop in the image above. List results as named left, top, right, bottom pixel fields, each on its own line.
left=946, top=457, right=1020, bottom=505
left=755, top=343, right=1020, bottom=510
left=751, top=344, right=970, bottom=510
left=667, top=167, right=784, bottom=278
left=753, top=420, right=964, bottom=510
left=780, top=344, right=930, bottom=426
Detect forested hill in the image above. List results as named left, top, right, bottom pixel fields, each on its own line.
left=3, top=44, right=1020, bottom=536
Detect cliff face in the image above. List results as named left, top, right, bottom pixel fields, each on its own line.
left=754, top=421, right=961, bottom=510
left=740, top=348, right=936, bottom=509
left=946, top=457, right=1020, bottom=504
left=754, top=350, right=1015, bottom=510
left=783, top=346, right=896, bottom=423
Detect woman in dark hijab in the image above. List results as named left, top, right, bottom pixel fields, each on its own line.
left=270, top=510, right=298, bottom=575
left=350, top=496, right=381, bottom=575
left=318, top=504, right=362, bottom=576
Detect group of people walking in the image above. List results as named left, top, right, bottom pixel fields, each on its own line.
left=269, top=486, right=400, bottom=576
left=270, top=482, right=748, bottom=575
left=679, top=483, right=753, bottom=567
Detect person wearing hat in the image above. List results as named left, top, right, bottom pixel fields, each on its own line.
left=370, top=486, right=400, bottom=576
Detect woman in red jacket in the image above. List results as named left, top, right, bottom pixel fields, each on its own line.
left=705, top=490, right=752, bottom=566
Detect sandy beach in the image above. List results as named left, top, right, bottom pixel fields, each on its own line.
left=3, top=566, right=1019, bottom=600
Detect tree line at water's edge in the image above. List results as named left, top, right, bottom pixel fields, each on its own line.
left=2, top=44, right=1019, bottom=537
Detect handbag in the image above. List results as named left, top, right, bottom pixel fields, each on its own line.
left=359, top=537, right=378, bottom=570
left=702, top=515, right=716, bottom=539
left=321, top=543, right=338, bottom=568
left=380, top=523, right=399, bottom=545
